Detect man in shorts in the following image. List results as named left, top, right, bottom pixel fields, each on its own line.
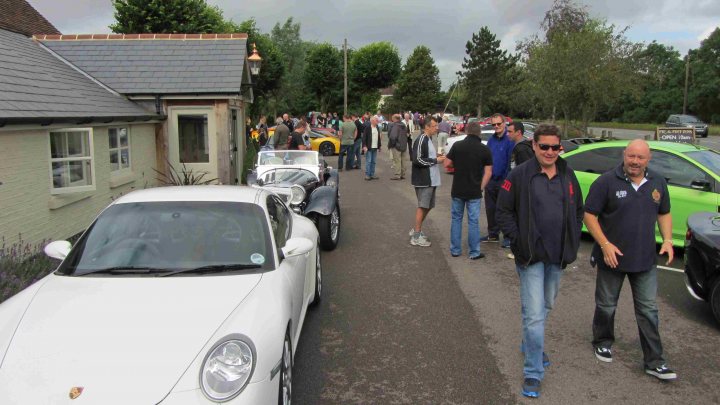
left=409, top=116, right=440, bottom=247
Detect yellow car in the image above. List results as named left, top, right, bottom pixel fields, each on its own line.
left=308, top=130, right=340, bottom=156
left=250, top=126, right=275, bottom=140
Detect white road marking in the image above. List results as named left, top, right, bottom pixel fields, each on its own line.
left=658, top=265, right=684, bottom=273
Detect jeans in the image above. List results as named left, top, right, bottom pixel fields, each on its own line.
left=517, top=262, right=563, bottom=380
left=353, top=139, right=362, bottom=168
left=450, top=198, right=481, bottom=257
left=338, top=144, right=353, bottom=170
left=592, top=266, right=665, bottom=368
left=485, top=178, right=501, bottom=237
left=365, top=148, right=378, bottom=177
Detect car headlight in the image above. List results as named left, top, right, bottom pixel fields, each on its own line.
left=290, top=184, right=306, bottom=205
left=200, top=336, right=255, bottom=402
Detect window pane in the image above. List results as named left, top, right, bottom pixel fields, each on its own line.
left=110, top=151, right=119, bottom=171
left=649, top=151, right=709, bottom=188
left=178, top=115, right=209, bottom=163
left=52, top=161, right=68, bottom=188
left=565, top=147, right=624, bottom=174
left=50, top=132, right=67, bottom=158
left=118, top=128, right=128, bottom=147
left=685, top=150, right=720, bottom=177
left=120, top=148, right=130, bottom=169
left=108, top=128, right=118, bottom=149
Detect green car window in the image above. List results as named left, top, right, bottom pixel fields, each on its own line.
left=649, top=151, right=711, bottom=189
left=685, top=150, right=720, bottom=177
left=564, top=147, right=624, bottom=174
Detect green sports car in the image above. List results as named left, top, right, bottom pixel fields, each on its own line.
left=562, top=140, right=720, bottom=246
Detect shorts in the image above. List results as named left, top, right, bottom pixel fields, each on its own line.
left=415, top=186, right=436, bottom=209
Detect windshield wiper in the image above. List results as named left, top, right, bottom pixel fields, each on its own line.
left=160, top=264, right=262, bottom=277
left=76, top=266, right=172, bottom=276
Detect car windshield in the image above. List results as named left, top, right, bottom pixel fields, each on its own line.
left=680, top=115, right=701, bottom=123
left=258, top=151, right=319, bottom=166
left=685, top=150, right=720, bottom=176
left=58, top=201, right=273, bottom=276
left=260, top=168, right=318, bottom=185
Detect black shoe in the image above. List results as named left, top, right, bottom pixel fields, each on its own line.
left=521, top=378, right=541, bottom=398
left=594, top=346, right=612, bottom=363
left=469, top=253, right=486, bottom=260
left=645, top=365, right=677, bottom=380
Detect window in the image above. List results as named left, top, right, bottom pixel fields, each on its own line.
left=108, top=127, right=131, bottom=172
left=49, top=129, right=95, bottom=193
left=267, top=195, right=291, bottom=248
left=649, top=151, right=712, bottom=189
left=564, top=147, right=624, bottom=174
left=178, top=114, right=209, bottom=163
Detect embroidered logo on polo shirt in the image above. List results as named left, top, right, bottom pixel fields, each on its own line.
left=615, top=190, right=627, bottom=199
left=652, top=189, right=661, bottom=204
left=501, top=179, right=512, bottom=191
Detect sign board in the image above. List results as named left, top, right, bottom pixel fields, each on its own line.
left=655, top=127, right=695, bottom=143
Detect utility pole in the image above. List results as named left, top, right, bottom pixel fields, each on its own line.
left=683, top=53, right=690, bottom=115
left=343, top=38, right=348, bottom=117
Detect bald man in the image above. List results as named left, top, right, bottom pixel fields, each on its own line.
left=583, top=139, right=676, bottom=381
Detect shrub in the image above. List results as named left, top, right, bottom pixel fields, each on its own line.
left=0, top=235, right=60, bottom=303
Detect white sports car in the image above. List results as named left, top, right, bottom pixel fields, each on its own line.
left=0, top=186, right=321, bottom=404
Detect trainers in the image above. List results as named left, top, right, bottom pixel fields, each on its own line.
left=508, top=253, right=515, bottom=259
left=521, top=378, right=541, bottom=398
left=364, top=176, right=371, bottom=181
left=480, top=235, right=499, bottom=242
left=594, top=347, right=612, bottom=363
left=543, top=352, right=551, bottom=368
left=410, top=234, right=431, bottom=247
left=409, top=228, right=416, bottom=237
left=390, top=176, right=401, bottom=180
left=501, top=239, right=511, bottom=248
left=371, top=175, right=379, bottom=179
left=645, top=365, right=677, bottom=380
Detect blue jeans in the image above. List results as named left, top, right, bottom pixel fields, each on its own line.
left=450, top=197, right=481, bottom=257
left=353, top=139, right=362, bottom=168
left=365, top=148, right=378, bottom=177
left=517, top=262, right=563, bottom=380
left=592, top=266, right=665, bottom=368
left=338, top=144, right=353, bottom=170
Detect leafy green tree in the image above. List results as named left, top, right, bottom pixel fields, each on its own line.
left=689, top=27, right=720, bottom=123
left=304, top=43, right=344, bottom=112
left=350, top=42, right=401, bottom=89
left=460, top=27, right=517, bottom=117
left=110, top=0, right=229, bottom=33
left=270, top=18, right=315, bottom=115
left=393, top=46, right=441, bottom=113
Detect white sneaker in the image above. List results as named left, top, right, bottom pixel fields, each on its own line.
left=410, top=234, right=431, bottom=247
left=409, top=228, right=416, bottom=237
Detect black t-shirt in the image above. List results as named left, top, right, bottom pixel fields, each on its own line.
left=288, top=131, right=305, bottom=150
left=584, top=164, right=671, bottom=273
left=446, top=135, right=493, bottom=199
left=354, top=119, right=364, bottom=140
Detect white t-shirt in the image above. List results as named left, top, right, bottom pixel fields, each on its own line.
left=371, top=127, right=379, bottom=149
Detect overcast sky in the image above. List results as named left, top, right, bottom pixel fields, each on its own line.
left=29, top=0, right=719, bottom=89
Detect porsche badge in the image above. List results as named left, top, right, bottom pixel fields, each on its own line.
left=69, top=386, right=84, bottom=400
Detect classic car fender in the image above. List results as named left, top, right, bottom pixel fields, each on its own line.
left=304, top=186, right=338, bottom=216
left=324, top=169, right=340, bottom=188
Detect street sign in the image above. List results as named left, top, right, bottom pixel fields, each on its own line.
left=655, top=127, right=695, bottom=143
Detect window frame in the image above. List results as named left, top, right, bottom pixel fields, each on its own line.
left=48, top=127, right=96, bottom=195
left=266, top=195, right=292, bottom=250
left=108, top=126, right=132, bottom=175
left=649, top=150, right=712, bottom=190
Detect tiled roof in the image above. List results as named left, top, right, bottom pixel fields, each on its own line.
left=40, top=34, right=249, bottom=95
left=0, top=0, right=60, bottom=36
left=0, top=29, right=158, bottom=123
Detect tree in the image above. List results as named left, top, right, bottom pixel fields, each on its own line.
left=521, top=0, right=641, bottom=135
left=689, top=27, right=720, bottom=123
left=270, top=18, right=315, bottom=115
left=350, top=42, right=401, bottom=89
left=460, top=27, right=517, bottom=117
left=393, top=46, right=441, bottom=113
left=304, top=43, right=344, bottom=112
left=110, top=0, right=229, bottom=34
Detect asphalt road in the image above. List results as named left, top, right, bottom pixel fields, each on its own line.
left=292, top=142, right=720, bottom=404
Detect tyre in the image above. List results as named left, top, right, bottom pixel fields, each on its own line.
left=310, top=241, right=322, bottom=306
left=277, top=329, right=292, bottom=405
left=710, top=277, right=720, bottom=325
left=319, top=141, right=334, bottom=156
left=318, top=203, right=340, bottom=251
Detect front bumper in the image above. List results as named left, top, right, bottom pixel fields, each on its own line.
left=162, top=375, right=277, bottom=404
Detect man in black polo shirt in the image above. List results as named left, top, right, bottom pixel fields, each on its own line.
left=584, top=139, right=676, bottom=381
left=443, top=122, right=493, bottom=259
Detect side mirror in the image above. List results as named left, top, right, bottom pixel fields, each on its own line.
left=44, top=240, right=71, bottom=260
left=280, top=237, right=314, bottom=259
left=690, top=179, right=711, bottom=192
left=247, top=171, right=258, bottom=185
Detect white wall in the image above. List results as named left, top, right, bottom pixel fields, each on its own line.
left=0, top=123, right=158, bottom=249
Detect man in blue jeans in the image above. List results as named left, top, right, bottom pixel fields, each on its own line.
left=443, top=122, right=493, bottom=259
left=362, top=116, right=382, bottom=180
left=584, top=139, right=676, bottom=381
left=496, top=124, right=584, bottom=398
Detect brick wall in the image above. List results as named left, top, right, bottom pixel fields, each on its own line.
left=0, top=124, right=158, bottom=249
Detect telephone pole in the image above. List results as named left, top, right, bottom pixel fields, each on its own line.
left=683, top=53, right=690, bottom=114
left=343, top=38, right=348, bottom=116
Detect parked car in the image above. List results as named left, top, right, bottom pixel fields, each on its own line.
left=308, top=130, right=340, bottom=156
left=684, top=212, right=720, bottom=324
left=665, top=114, right=709, bottom=138
left=562, top=140, right=720, bottom=246
left=0, top=186, right=321, bottom=404
left=250, top=150, right=341, bottom=250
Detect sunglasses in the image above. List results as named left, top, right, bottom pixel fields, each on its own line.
left=491, top=122, right=504, bottom=127
left=537, top=143, right=562, bottom=151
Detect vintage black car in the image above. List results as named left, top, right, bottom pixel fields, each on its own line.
left=684, top=211, right=720, bottom=323
left=249, top=150, right=340, bottom=250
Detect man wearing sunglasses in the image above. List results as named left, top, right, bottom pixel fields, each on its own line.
left=483, top=113, right=515, bottom=248
left=496, top=124, right=584, bottom=399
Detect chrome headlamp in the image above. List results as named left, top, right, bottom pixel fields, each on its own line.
left=289, top=184, right=306, bottom=205
left=200, top=335, right=255, bottom=402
